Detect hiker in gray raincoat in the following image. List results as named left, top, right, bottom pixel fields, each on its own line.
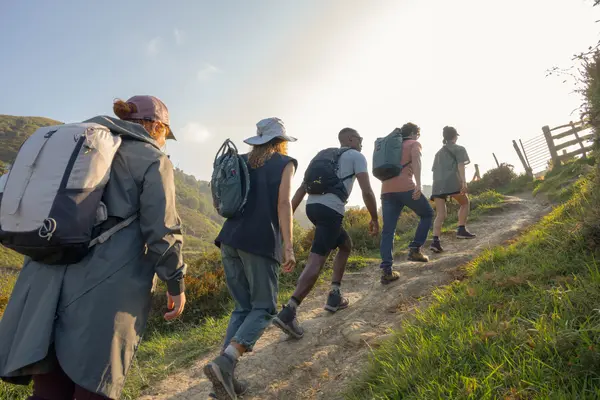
left=0, top=95, right=187, bottom=400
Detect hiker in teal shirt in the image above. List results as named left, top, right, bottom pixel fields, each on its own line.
left=430, top=126, right=476, bottom=253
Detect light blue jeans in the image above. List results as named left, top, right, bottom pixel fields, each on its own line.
left=221, top=244, right=279, bottom=351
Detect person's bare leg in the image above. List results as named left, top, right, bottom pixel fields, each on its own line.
left=433, top=198, right=447, bottom=237
left=453, top=193, right=470, bottom=226
left=452, top=194, right=476, bottom=239
left=292, top=252, right=328, bottom=301
left=331, top=236, right=352, bottom=284
left=325, top=236, right=353, bottom=312
left=273, top=252, right=329, bottom=339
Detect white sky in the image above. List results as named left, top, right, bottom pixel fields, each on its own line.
left=167, top=0, right=599, bottom=207
left=2, top=0, right=597, bottom=208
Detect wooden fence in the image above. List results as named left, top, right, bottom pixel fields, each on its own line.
left=516, top=120, right=597, bottom=175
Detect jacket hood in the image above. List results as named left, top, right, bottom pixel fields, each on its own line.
left=84, top=116, right=161, bottom=149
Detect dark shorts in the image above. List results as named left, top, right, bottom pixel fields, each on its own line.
left=430, top=191, right=460, bottom=201
left=306, top=203, right=349, bottom=256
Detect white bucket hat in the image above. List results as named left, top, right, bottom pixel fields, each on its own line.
left=244, top=117, right=297, bottom=146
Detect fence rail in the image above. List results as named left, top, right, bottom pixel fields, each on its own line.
left=516, top=120, right=596, bottom=174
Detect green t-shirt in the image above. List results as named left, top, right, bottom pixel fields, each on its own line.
left=431, top=143, right=470, bottom=196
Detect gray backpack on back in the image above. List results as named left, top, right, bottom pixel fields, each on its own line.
left=211, top=139, right=250, bottom=218
left=0, top=122, right=138, bottom=265
left=372, top=128, right=410, bottom=181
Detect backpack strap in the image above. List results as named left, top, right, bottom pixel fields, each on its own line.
left=336, top=148, right=354, bottom=182
left=88, top=213, right=138, bottom=248
left=442, top=146, right=458, bottom=166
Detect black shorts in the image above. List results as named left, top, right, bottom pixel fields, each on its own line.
left=306, top=203, right=349, bottom=256
left=430, top=191, right=460, bottom=201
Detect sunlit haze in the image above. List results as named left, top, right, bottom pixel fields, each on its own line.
left=1, top=0, right=598, bottom=206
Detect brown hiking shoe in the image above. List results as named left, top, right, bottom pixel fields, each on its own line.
left=381, top=270, right=401, bottom=284
left=408, top=248, right=429, bottom=262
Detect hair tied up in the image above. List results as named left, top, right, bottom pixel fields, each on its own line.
left=113, top=99, right=138, bottom=120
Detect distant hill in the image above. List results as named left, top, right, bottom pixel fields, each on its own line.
left=0, top=115, right=221, bottom=265
left=0, top=115, right=62, bottom=174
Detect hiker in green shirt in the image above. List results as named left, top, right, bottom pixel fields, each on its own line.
left=430, top=126, right=476, bottom=253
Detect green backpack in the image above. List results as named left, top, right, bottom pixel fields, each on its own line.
left=211, top=139, right=250, bottom=218
left=372, top=128, right=410, bottom=181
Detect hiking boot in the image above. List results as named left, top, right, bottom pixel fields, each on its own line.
left=408, top=247, right=429, bottom=262
left=457, top=227, right=476, bottom=239
left=430, top=240, right=444, bottom=253
left=272, top=305, right=305, bottom=339
left=233, top=376, right=249, bottom=396
left=324, top=289, right=349, bottom=312
left=203, top=354, right=237, bottom=400
left=380, top=270, right=401, bottom=284
left=209, top=376, right=248, bottom=398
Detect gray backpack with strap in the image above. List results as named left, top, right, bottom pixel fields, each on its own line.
left=211, top=139, right=250, bottom=218
left=372, top=128, right=410, bottom=181
left=0, top=122, right=137, bottom=265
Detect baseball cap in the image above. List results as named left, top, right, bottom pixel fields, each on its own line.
left=126, top=95, right=176, bottom=140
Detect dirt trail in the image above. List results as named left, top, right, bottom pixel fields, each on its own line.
left=140, top=195, right=550, bottom=400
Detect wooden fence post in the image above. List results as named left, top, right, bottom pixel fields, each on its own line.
left=542, top=125, right=560, bottom=167
left=492, top=153, right=500, bottom=168
left=471, top=164, right=481, bottom=182
left=513, top=140, right=533, bottom=177
left=519, top=139, right=531, bottom=171
left=569, top=121, right=587, bottom=158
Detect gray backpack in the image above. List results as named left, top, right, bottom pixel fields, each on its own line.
left=0, top=123, right=138, bottom=265
left=211, top=139, right=250, bottom=218
left=372, top=128, right=410, bottom=181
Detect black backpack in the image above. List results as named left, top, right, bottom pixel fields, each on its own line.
left=303, top=148, right=354, bottom=203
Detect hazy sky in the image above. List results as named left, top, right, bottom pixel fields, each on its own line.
left=1, top=0, right=598, bottom=206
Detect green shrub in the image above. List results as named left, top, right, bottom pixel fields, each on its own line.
left=343, top=208, right=379, bottom=253
left=468, top=163, right=520, bottom=195
left=147, top=250, right=230, bottom=332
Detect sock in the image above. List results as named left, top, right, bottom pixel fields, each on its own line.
left=224, top=344, right=241, bottom=362
left=287, top=297, right=300, bottom=310
left=433, top=236, right=440, bottom=242
left=331, top=282, right=341, bottom=291
left=458, top=225, right=465, bottom=229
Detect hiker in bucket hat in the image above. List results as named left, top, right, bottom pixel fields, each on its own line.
left=0, top=95, right=185, bottom=400
left=243, top=117, right=297, bottom=146
left=205, top=117, right=298, bottom=399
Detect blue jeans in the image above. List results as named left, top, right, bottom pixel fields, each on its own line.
left=380, top=190, right=434, bottom=272
left=221, top=244, right=279, bottom=351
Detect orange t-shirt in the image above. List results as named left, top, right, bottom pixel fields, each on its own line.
left=381, top=139, right=421, bottom=194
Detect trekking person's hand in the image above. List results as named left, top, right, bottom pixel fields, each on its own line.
left=164, top=292, right=186, bottom=321
left=282, top=246, right=296, bottom=273
left=369, top=219, right=379, bottom=236
left=460, top=181, right=468, bottom=194
left=412, top=187, right=422, bottom=200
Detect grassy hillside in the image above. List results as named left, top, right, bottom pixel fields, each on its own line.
left=347, top=162, right=600, bottom=398
left=0, top=115, right=222, bottom=258
left=0, top=115, right=62, bottom=165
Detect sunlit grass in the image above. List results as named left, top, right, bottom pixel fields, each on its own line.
left=346, top=175, right=600, bottom=399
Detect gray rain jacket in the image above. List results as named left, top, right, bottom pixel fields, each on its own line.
left=0, top=116, right=186, bottom=398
